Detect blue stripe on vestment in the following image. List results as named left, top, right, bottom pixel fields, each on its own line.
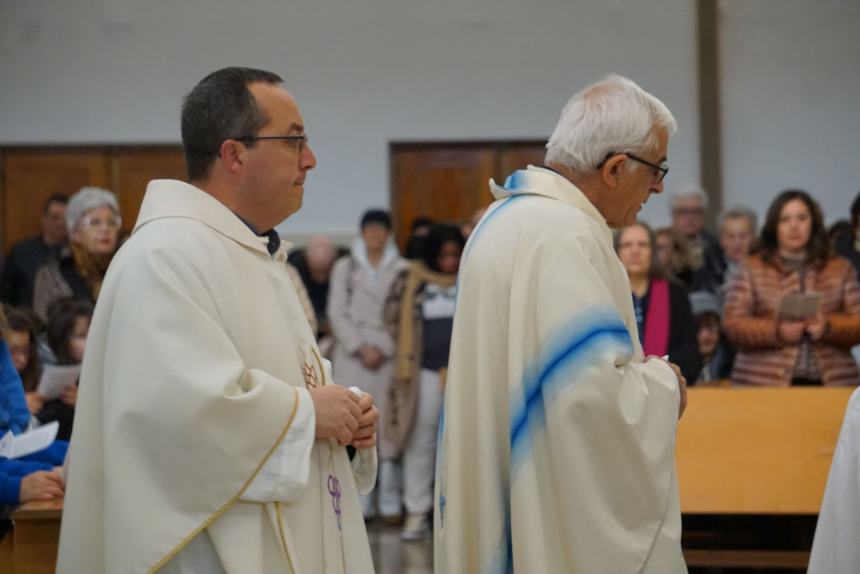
left=459, top=193, right=527, bottom=268
left=509, top=309, right=634, bottom=476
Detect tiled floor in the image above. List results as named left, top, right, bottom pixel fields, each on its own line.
left=367, top=520, right=433, bottom=574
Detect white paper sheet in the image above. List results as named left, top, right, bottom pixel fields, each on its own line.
left=36, top=364, right=81, bottom=400
left=0, top=421, right=59, bottom=459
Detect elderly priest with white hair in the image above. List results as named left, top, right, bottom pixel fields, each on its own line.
left=435, top=75, right=689, bottom=573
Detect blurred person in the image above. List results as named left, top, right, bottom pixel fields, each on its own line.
left=460, top=207, right=487, bottom=239
left=385, top=224, right=465, bottom=540
left=834, top=192, right=860, bottom=276
left=724, top=190, right=860, bottom=386
left=0, top=308, right=30, bottom=436
left=655, top=226, right=700, bottom=289
left=329, top=209, right=407, bottom=523
left=0, top=194, right=68, bottom=308
left=670, top=183, right=720, bottom=264
left=616, top=223, right=701, bottom=383
left=404, top=216, right=434, bottom=260
left=3, top=308, right=43, bottom=414
left=697, top=207, right=758, bottom=296
left=33, top=299, right=93, bottom=441
left=436, top=75, right=688, bottom=573
left=57, top=67, right=378, bottom=574
left=287, top=234, right=339, bottom=338
left=689, top=291, right=733, bottom=383
left=32, top=187, right=120, bottom=322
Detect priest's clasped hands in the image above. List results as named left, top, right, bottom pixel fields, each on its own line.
left=309, top=385, right=379, bottom=448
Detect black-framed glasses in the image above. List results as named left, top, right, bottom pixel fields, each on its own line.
left=596, top=151, right=669, bottom=183
left=234, top=134, right=309, bottom=153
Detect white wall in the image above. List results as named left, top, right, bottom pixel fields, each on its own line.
left=720, top=0, right=860, bottom=225
left=0, top=0, right=699, bottom=237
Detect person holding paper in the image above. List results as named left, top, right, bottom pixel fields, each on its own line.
left=724, top=190, right=860, bottom=386
left=57, top=67, right=378, bottom=574
left=26, top=299, right=93, bottom=441
left=0, top=456, right=64, bottom=506
left=436, top=76, right=688, bottom=573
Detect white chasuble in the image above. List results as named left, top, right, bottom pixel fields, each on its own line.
left=435, top=166, right=687, bottom=573
left=56, top=180, right=376, bottom=574
left=809, top=387, right=860, bottom=573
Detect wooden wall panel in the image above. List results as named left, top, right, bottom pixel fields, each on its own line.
left=1, top=146, right=184, bottom=255
left=113, top=148, right=186, bottom=232
left=2, top=150, right=110, bottom=253
left=391, top=146, right=495, bottom=249
left=498, top=144, right=547, bottom=178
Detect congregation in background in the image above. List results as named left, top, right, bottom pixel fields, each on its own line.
left=1, top=166, right=859, bottom=547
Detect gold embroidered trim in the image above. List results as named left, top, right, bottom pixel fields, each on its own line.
left=311, top=346, right=328, bottom=386
left=148, top=385, right=302, bottom=573
left=275, top=501, right=297, bottom=573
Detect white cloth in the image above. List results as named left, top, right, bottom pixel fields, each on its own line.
left=809, top=386, right=860, bottom=573
left=56, top=179, right=376, bottom=574
left=435, top=166, right=686, bottom=573
left=403, top=369, right=445, bottom=514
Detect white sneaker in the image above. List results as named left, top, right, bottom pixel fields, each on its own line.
left=400, top=513, right=430, bottom=541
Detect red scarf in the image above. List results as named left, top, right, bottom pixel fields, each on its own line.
left=642, top=279, right=670, bottom=357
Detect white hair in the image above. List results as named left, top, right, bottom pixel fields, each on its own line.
left=66, top=186, right=119, bottom=232
left=545, top=75, right=677, bottom=172
left=671, top=183, right=710, bottom=210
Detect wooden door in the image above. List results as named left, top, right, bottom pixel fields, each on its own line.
left=1, top=150, right=110, bottom=253
left=113, top=148, right=186, bottom=232
left=390, top=141, right=546, bottom=251
left=499, top=144, right=547, bottom=177
left=391, top=145, right=496, bottom=249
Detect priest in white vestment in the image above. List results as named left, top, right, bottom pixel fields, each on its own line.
left=435, top=75, right=689, bottom=573
left=56, top=68, right=378, bottom=574
left=808, top=386, right=860, bottom=573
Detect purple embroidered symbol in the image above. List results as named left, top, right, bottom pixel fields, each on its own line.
left=327, top=474, right=342, bottom=531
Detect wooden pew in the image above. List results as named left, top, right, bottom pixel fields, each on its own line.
left=677, top=386, right=854, bottom=569
left=2, top=499, right=63, bottom=574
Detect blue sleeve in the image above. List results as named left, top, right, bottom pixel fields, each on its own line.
left=0, top=455, right=53, bottom=477
left=0, top=472, right=22, bottom=505
left=0, top=340, right=30, bottom=435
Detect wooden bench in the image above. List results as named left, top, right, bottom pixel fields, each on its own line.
left=677, top=386, right=854, bottom=569
left=0, top=499, right=62, bottom=574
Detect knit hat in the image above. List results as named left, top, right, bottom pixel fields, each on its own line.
left=689, top=290, right=720, bottom=317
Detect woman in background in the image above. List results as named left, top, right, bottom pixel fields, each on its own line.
left=616, top=222, right=701, bottom=384
left=724, top=190, right=860, bottom=386
left=386, top=224, right=465, bottom=540
left=33, top=187, right=121, bottom=322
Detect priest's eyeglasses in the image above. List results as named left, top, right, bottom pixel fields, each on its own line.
left=597, top=151, right=669, bottom=183
left=234, top=134, right=309, bottom=154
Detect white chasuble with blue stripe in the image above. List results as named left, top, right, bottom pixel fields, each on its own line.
left=435, top=166, right=687, bottom=574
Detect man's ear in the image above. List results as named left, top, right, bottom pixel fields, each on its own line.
left=601, top=154, right=626, bottom=189
left=218, top=140, right=246, bottom=175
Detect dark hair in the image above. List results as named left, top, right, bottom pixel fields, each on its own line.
left=46, top=298, right=94, bottom=365
left=360, top=209, right=392, bottom=230
left=43, top=193, right=69, bottom=215
left=757, top=189, right=830, bottom=268
left=851, top=191, right=860, bottom=229
left=421, top=224, right=466, bottom=273
left=181, top=67, right=283, bottom=181
left=4, top=308, right=42, bottom=391
left=410, top=216, right=434, bottom=232
left=614, top=222, right=667, bottom=280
